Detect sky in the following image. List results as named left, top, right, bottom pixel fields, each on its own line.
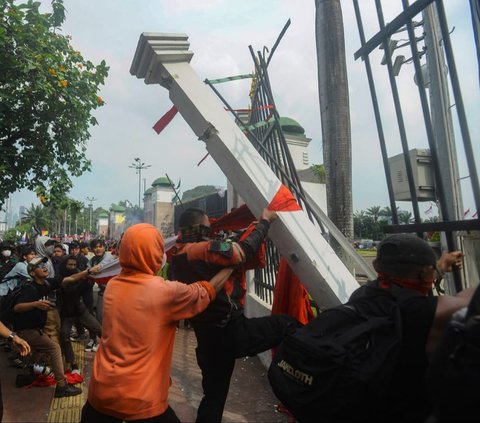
left=4, top=0, right=479, bottom=221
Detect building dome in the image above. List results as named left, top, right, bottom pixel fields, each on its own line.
left=98, top=211, right=109, bottom=218
left=151, top=177, right=172, bottom=188
left=109, top=204, right=126, bottom=213
left=143, top=187, right=154, bottom=196
left=279, top=116, right=305, bottom=135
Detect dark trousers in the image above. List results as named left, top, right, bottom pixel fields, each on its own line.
left=80, top=401, right=180, bottom=423
left=60, top=310, right=102, bottom=365
left=193, top=313, right=300, bottom=423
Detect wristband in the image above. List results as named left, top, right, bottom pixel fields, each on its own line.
left=8, top=332, right=16, bottom=341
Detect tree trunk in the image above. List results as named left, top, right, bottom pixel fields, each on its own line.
left=315, top=0, right=353, bottom=247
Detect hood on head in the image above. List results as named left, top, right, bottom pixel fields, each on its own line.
left=35, top=236, right=53, bottom=257
left=119, top=223, right=164, bottom=275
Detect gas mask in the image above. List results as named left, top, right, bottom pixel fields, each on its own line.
left=180, top=224, right=212, bottom=243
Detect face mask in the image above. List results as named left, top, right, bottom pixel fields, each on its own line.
left=180, top=224, right=212, bottom=243
left=1, top=250, right=11, bottom=258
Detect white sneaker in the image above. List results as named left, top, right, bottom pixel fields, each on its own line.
left=92, top=342, right=99, bottom=352
left=84, top=339, right=95, bottom=352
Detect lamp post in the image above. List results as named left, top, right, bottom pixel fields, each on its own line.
left=86, top=196, right=97, bottom=233
left=129, top=157, right=151, bottom=208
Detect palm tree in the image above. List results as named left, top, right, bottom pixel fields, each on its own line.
left=398, top=210, right=413, bottom=224
left=315, top=0, right=353, bottom=256
left=22, top=203, right=49, bottom=232
left=366, top=206, right=382, bottom=239
left=366, top=206, right=382, bottom=223
left=353, top=210, right=367, bottom=239
left=69, top=200, right=84, bottom=235
left=379, top=206, right=399, bottom=224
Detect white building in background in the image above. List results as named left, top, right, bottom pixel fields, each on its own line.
left=97, top=211, right=109, bottom=237
left=227, top=116, right=326, bottom=211
left=109, top=204, right=126, bottom=240
left=143, top=177, right=175, bottom=237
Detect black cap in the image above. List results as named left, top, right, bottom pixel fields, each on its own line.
left=376, top=234, right=437, bottom=274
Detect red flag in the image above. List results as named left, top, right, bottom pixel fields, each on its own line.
left=268, top=184, right=302, bottom=212
left=153, top=105, right=178, bottom=134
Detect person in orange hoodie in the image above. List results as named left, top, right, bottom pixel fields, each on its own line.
left=80, top=223, right=233, bottom=423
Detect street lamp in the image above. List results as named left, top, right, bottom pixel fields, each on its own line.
left=86, top=196, right=97, bottom=233
left=129, top=157, right=151, bottom=208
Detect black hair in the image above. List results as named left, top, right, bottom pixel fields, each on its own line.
left=66, top=254, right=78, bottom=263
left=69, top=242, right=80, bottom=254
left=44, top=239, right=56, bottom=247
left=90, top=239, right=106, bottom=249
left=179, top=208, right=207, bottom=228
left=20, top=245, right=35, bottom=261
left=58, top=254, right=78, bottom=277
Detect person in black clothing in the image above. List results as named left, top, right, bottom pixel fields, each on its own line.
left=58, top=255, right=102, bottom=371
left=66, top=242, right=92, bottom=342
left=12, top=257, right=82, bottom=398
left=170, top=207, right=300, bottom=423
left=68, top=242, right=89, bottom=271
left=368, top=234, right=476, bottom=423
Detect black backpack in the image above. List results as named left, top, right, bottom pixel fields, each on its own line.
left=0, top=261, right=16, bottom=282
left=267, top=281, right=417, bottom=423
left=0, top=279, right=31, bottom=326
left=426, top=283, right=480, bottom=422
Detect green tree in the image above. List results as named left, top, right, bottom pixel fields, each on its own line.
left=398, top=210, right=413, bottom=224
left=0, top=0, right=109, bottom=209
left=366, top=205, right=382, bottom=239
left=182, top=185, right=220, bottom=202
left=311, top=164, right=326, bottom=183
left=21, top=203, right=49, bottom=231
left=379, top=206, right=399, bottom=223
left=353, top=210, right=367, bottom=239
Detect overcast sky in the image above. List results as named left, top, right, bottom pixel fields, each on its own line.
left=6, top=0, right=479, bottom=219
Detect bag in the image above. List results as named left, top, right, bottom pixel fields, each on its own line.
left=267, top=282, right=415, bottom=423
left=0, top=280, right=31, bottom=325
left=426, top=284, right=480, bottom=422
left=0, top=261, right=16, bottom=282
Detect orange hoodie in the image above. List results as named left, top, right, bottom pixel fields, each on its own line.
left=87, top=223, right=216, bottom=420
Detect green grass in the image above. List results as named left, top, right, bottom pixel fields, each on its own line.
left=356, top=249, right=377, bottom=257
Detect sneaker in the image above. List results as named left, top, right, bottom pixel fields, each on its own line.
left=91, top=342, right=99, bottom=352
left=32, top=363, right=54, bottom=377
left=54, top=383, right=82, bottom=398
left=70, top=332, right=89, bottom=342
left=84, top=339, right=95, bottom=352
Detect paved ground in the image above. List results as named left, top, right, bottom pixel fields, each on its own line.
left=0, top=325, right=292, bottom=423
left=1, top=258, right=375, bottom=422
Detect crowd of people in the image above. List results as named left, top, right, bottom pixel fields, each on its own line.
left=0, top=208, right=478, bottom=423
left=0, top=237, right=117, bottom=406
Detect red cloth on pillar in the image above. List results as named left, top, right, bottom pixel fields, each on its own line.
left=267, top=184, right=302, bottom=212
left=271, top=258, right=314, bottom=325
